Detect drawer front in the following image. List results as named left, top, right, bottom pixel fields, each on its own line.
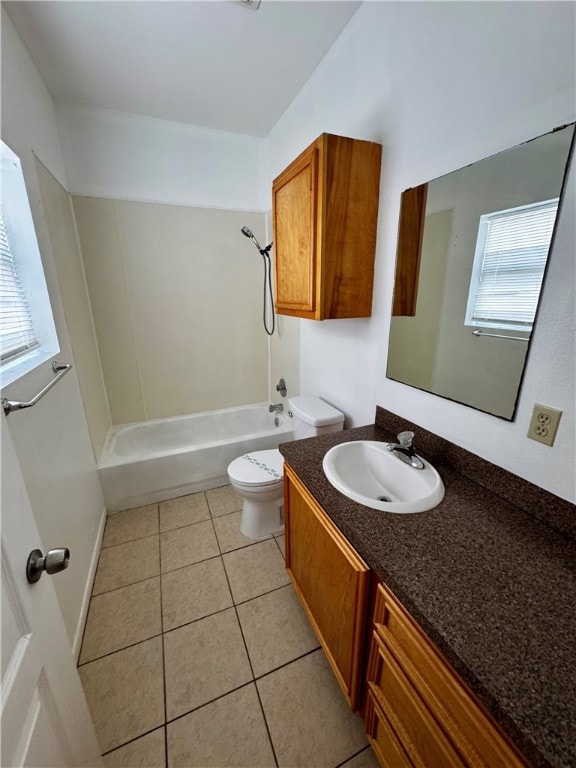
left=371, top=584, right=526, bottom=767
left=367, top=630, right=463, bottom=768
left=365, top=690, right=412, bottom=768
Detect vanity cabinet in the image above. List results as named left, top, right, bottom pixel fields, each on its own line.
left=365, top=583, right=527, bottom=767
left=284, top=465, right=370, bottom=710
left=272, top=133, right=381, bottom=320
left=284, top=463, right=528, bottom=767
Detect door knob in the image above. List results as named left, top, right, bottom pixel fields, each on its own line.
left=26, top=548, right=70, bottom=584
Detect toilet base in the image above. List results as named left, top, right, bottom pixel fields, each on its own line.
left=240, top=499, right=284, bottom=540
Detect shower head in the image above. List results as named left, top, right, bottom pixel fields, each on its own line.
left=241, top=225, right=267, bottom=253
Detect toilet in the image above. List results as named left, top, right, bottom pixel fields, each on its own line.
left=227, top=396, right=344, bottom=539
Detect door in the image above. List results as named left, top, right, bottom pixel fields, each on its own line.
left=1, top=417, right=102, bottom=768
left=284, top=465, right=370, bottom=710
left=273, top=143, right=319, bottom=315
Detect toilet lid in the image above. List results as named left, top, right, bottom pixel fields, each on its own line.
left=228, top=449, right=284, bottom=487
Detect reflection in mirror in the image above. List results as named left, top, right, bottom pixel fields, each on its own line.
left=388, top=124, right=575, bottom=420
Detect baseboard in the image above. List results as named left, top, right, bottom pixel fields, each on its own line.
left=72, top=505, right=107, bottom=661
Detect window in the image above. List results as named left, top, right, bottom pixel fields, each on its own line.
left=1, top=141, right=59, bottom=387
left=465, top=199, right=558, bottom=333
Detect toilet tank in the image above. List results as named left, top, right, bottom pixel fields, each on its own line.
left=288, top=396, right=345, bottom=440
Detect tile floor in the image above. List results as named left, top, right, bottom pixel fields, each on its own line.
left=78, top=484, right=379, bottom=768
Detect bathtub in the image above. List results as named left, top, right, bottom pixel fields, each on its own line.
left=98, top=403, right=293, bottom=512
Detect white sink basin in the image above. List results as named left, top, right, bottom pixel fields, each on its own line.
left=322, top=440, right=444, bottom=514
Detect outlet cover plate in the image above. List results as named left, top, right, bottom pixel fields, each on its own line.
left=527, top=404, right=562, bottom=447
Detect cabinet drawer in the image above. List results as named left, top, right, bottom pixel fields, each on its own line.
left=365, top=690, right=412, bottom=768
left=367, top=630, right=463, bottom=767
left=371, top=584, right=526, bottom=767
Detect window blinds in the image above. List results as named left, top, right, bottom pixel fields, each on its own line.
left=467, top=199, right=558, bottom=331
left=0, top=208, right=37, bottom=362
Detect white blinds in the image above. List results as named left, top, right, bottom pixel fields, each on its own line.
left=0, top=208, right=37, bottom=362
left=467, top=199, right=558, bottom=331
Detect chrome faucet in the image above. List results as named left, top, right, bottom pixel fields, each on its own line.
left=386, top=431, right=425, bottom=470
left=269, top=403, right=283, bottom=413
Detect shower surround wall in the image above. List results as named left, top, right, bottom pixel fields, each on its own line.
left=56, top=105, right=300, bottom=430
left=73, top=198, right=269, bottom=423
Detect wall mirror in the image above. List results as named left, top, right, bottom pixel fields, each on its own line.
left=387, top=124, right=575, bottom=420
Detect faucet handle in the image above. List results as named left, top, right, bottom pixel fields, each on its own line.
left=397, top=431, right=414, bottom=449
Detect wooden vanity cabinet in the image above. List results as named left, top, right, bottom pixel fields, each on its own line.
left=283, top=464, right=370, bottom=710
left=272, top=133, right=381, bottom=320
left=366, top=583, right=527, bottom=767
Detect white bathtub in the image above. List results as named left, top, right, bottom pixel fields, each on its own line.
left=98, top=403, right=293, bottom=512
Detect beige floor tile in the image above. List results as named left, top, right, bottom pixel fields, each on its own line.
left=274, top=534, right=286, bottom=557
left=237, top=584, right=319, bottom=677
left=80, top=577, right=161, bottom=663
left=79, top=637, right=164, bottom=754
left=167, top=684, right=275, bottom=768
left=160, top=520, right=219, bottom=572
left=205, top=484, right=243, bottom=517
left=159, top=493, right=209, bottom=532
left=102, top=504, right=159, bottom=548
left=257, top=650, right=367, bottom=767
left=164, top=607, right=252, bottom=720
left=223, top=539, right=290, bottom=604
left=213, top=509, right=270, bottom=553
left=93, top=536, right=160, bottom=595
left=340, top=746, right=381, bottom=768
left=103, top=728, right=166, bottom=768
left=161, top=557, right=233, bottom=631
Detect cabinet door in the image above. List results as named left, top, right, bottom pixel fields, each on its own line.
left=273, top=145, right=318, bottom=315
left=284, top=465, right=369, bottom=710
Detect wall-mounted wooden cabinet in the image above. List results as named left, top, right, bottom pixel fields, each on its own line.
left=272, top=133, right=382, bottom=320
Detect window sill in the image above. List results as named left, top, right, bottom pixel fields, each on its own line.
left=1, top=343, right=60, bottom=390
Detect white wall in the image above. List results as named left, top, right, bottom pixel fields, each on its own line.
left=264, top=1, right=576, bottom=502
left=1, top=9, right=106, bottom=649
left=57, top=103, right=268, bottom=211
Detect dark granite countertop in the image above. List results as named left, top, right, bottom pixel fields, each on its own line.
left=279, top=409, right=576, bottom=768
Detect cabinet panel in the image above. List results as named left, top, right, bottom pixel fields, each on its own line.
left=365, top=691, right=412, bottom=768
left=393, top=184, right=428, bottom=317
left=284, top=465, right=369, bottom=709
left=273, top=147, right=317, bottom=313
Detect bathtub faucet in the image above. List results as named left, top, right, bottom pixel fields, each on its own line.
left=269, top=403, right=283, bottom=413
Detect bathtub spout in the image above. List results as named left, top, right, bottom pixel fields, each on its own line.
left=269, top=403, right=283, bottom=413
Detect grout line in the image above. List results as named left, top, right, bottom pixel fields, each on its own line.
left=216, top=521, right=279, bottom=768
left=163, top=681, right=255, bottom=729
left=334, top=745, right=373, bottom=767
left=253, top=677, right=280, bottom=768
left=157, top=503, right=170, bottom=768
left=100, top=724, right=166, bottom=758
left=91, top=572, right=161, bottom=599
left=99, top=530, right=159, bottom=552
left=77, top=631, right=164, bottom=667
left=254, top=646, right=321, bottom=683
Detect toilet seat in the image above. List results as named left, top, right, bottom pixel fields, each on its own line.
left=227, top=449, right=284, bottom=490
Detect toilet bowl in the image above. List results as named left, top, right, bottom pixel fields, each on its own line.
left=228, top=449, right=284, bottom=539
left=227, top=396, right=344, bottom=539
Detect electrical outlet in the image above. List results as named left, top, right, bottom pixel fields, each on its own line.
left=527, top=404, right=562, bottom=446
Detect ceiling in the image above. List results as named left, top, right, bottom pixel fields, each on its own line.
left=4, top=0, right=361, bottom=137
